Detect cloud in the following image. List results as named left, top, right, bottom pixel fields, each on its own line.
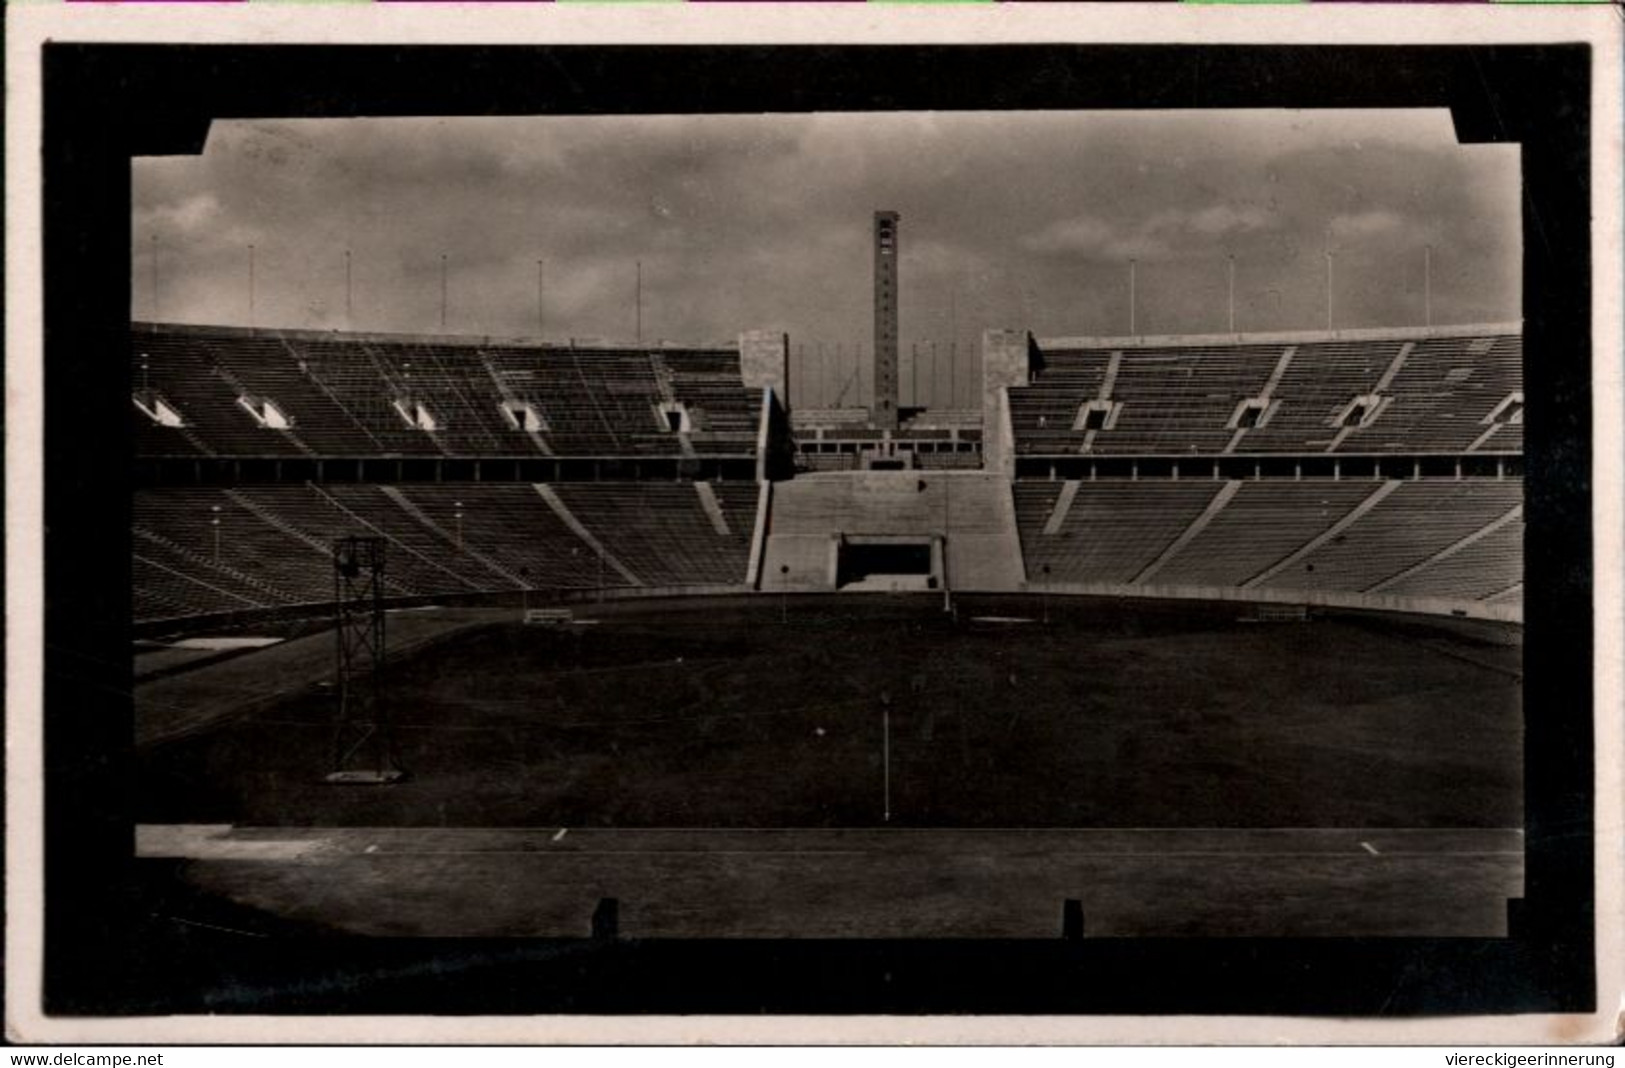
left=133, top=192, right=223, bottom=235
left=132, top=109, right=1520, bottom=400
left=1329, top=209, right=1408, bottom=241
left=1022, top=203, right=1277, bottom=260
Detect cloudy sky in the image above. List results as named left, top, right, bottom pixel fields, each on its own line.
left=133, top=109, right=1518, bottom=408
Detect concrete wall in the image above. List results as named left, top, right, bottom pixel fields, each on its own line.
left=981, top=330, right=1032, bottom=478
left=738, top=330, right=790, bottom=406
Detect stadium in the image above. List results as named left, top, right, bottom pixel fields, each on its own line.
left=14, top=29, right=1605, bottom=1026
left=130, top=200, right=1526, bottom=942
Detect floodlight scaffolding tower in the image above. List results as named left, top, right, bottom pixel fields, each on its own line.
left=326, top=535, right=405, bottom=784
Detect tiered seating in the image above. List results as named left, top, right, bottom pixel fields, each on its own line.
left=232, top=484, right=500, bottom=596
left=133, top=489, right=334, bottom=605
left=1014, top=477, right=1524, bottom=606
left=392, top=484, right=602, bottom=591
left=1238, top=339, right=1399, bottom=452
left=1338, top=335, right=1523, bottom=454
left=1012, top=483, right=1064, bottom=554
left=1379, top=516, right=1522, bottom=601
left=189, top=333, right=374, bottom=455
left=1094, top=343, right=1280, bottom=454
left=482, top=345, right=673, bottom=457
left=712, top=482, right=764, bottom=543
left=132, top=543, right=275, bottom=619
left=666, top=351, right=764, bottom=449
left=131, top=325, right=760, bottom=460
left=1007, top=350, right=1111, bottom=453
left=1018, top=481, right=1222, bottom=583
left=1260, top=480, right=1523, bottom=594
left=132, top=479, right=761, bottom=621
left=1010, top=329, right=1522, bottom=456
left=1151, top=481, right=1376, bottom=587
left=131, top=332, right=304, bottom=457
left=551, top=483, right=753, bottom=586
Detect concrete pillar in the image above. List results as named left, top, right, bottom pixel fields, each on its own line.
left=981, top=329, right=1032, bottom=480
left=739, top=330, right=790, bottom=408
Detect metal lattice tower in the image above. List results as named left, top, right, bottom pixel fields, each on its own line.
left=326, top=535, right=405, bottom=784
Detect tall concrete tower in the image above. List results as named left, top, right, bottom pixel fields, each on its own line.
left=872, top=210, right=900, bottom=429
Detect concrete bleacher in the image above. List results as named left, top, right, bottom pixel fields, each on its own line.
left=129, top=316, right=1523, bottom=626
left=1011, top=325, right=1522, bottom=457
left=134, top=489, right=341, bottom=605
left=132, top=324, right=761, bottom=460
left=133, top=333, right=308, bottom=457
left=1255, top=479, right=1523, bottom=594
left=1376, top=515, right=1522, bottom=602
left=133, top=481, right=760, bottom=622
left=1011, top=476, right=1524, bottom=612
left=1097, top=342, right=1280, bottom=454
left=551, top=482, right=755, bottom=587
left=1148, top=480, right=1378, bottom=588
left=1017, top=480, right=1222, bottom=584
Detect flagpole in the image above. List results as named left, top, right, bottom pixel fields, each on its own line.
left=1129, top=258, right=1137, bottom=336
left=1227, top=254, right=1236, bottom=334
left=1424, top=244, right=1432, bottom=328
left=150, top=235, right=161, bottom=323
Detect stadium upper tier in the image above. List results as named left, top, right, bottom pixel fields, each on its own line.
left=130, top=323, right=764, bottom=460
left=1009, top=324, right=1522, bottom=457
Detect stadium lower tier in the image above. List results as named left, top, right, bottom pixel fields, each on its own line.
left=133, top=481, right=760, bottom=623
left=131, top=476, right=1522, bottom=626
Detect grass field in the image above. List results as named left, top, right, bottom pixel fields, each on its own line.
left=137, top=595, right=1523, bottom=830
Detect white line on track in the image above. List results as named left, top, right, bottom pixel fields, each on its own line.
left=552, top=828, right=568, bottom=842
left=1361, top=841, right=1380, bottom=855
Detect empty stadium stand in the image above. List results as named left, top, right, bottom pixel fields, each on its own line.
left=1012, top=476, right=1523, bottom=613
left=1011, top=324, right=1522, bottom=457
left=133, top=482, right=759, bottom=623
left=132, top=323, right=763, bottom=462
left=129, top=318, right=1523, bottom=627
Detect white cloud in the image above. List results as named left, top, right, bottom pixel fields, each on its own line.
left=1329, top=209, right=1408, bottom=240
left=1022, top=203, right=1277, bottom=260
left=134, top=193, right=221, bottom=235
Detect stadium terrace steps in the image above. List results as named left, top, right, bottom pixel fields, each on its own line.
left=1011, top=329, right=1523, bottom=456
left=1018, top=480, right=1222, bottom=585
left=1149, top=480, right=1377, bottom=588
left=548, top=483, right=753, bottom=587
left=132, top=325, right=761, bottom=460
left=1256, top=480, right=1522, bottom=594
left=1013, top=477, right=1524, bottom=612
left=132, top=481, right=762, bottom=620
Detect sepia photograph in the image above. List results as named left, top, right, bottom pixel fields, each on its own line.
left=6, top=3, right=1621, bottom=1045
left=128, top=107, right=1526, bottom=938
